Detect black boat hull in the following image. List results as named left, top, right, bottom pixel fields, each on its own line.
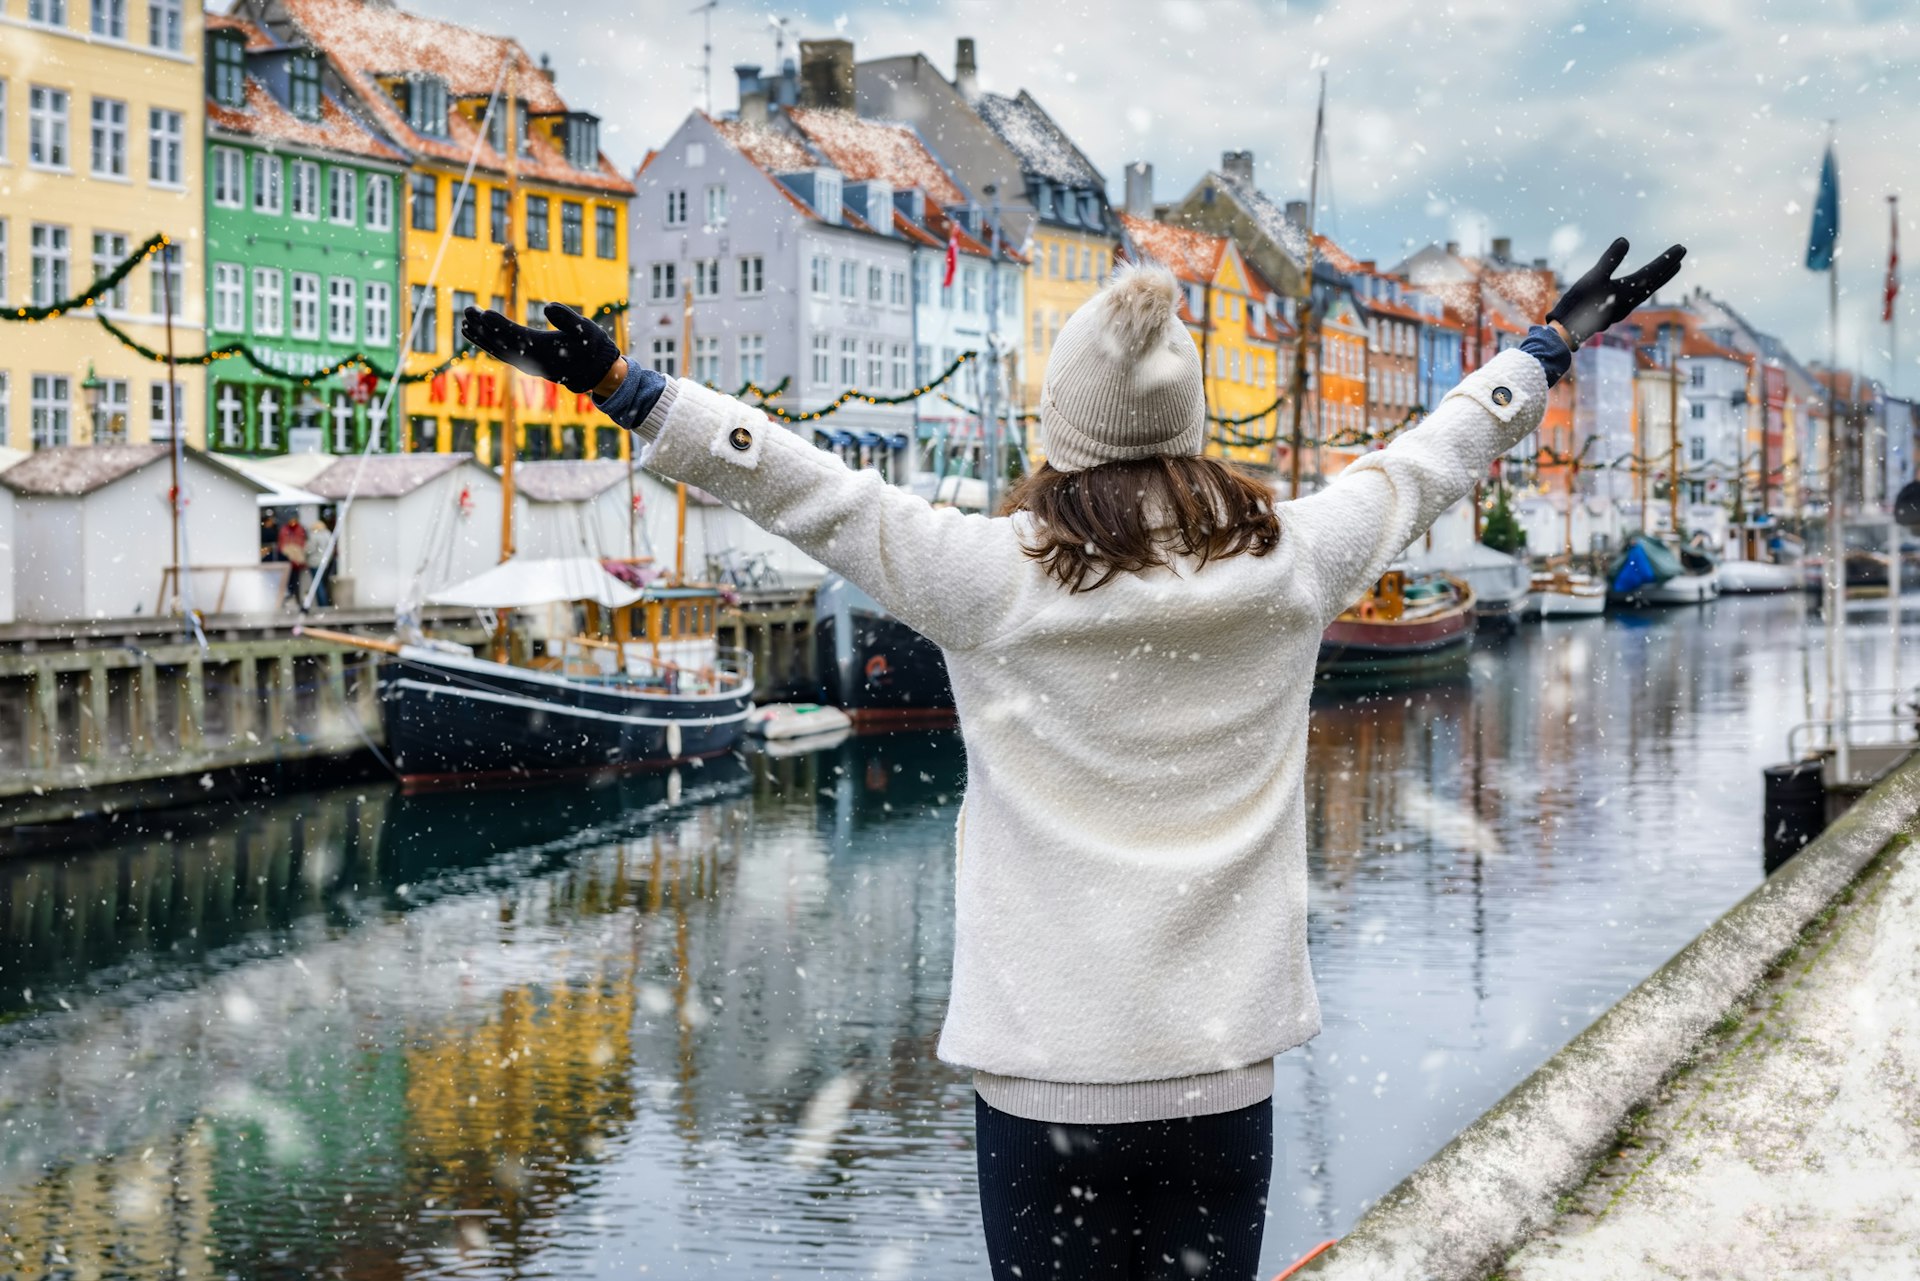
left=815, top=609, right=954, bottom=724
left=377, top=649, right=753, bottom=787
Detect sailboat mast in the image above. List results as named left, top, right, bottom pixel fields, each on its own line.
left=677, top=282, right=693, bottom=584
left=1287, top=74, right=1325, bottom=501
left=501, top=72, right=521, bottom=565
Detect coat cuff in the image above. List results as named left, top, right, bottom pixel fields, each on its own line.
left=1440, top=347, right=1549, bottom=426
left=594, top=366, right=675, bottom=440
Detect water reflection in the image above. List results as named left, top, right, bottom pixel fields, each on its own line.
left=0, top=594, right=1904, bottom=1276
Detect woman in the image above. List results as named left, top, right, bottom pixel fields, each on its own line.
left=463, top=236, right=1682, bottom=1279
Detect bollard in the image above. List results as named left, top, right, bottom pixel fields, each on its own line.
left=1762, top=759, right=1826, bottom=872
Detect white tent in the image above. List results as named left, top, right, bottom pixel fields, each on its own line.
left=303, top=453, right=504, bottom=610
left=0, top=446, right=25, bottom=624
left=427, top=556, right=647, bottom=609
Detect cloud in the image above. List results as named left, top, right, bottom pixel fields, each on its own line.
left=407, top=0, right=1920, bottom=382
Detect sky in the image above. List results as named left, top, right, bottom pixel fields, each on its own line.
left=403, top=0, right=1920, bottom=392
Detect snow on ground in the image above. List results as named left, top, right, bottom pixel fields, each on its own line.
left=1504, top=840, right=1920, bottom=1280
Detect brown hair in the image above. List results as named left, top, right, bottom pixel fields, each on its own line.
left=1000, top=455, right=1282, bottom=593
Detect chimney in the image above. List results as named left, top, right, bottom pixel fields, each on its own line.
left=1123, top=162, right=1153, bottom=217
left=539, top=52, right=555, bottom=84
left=734, top=64, right=768, bottom=124
left=1490, top=235, right=1512, bottom=262
left=1221, top=150, right=1254, bottom=185
left=955, top=37, right=978, bottom=99
left=1284, top=199, right=1308, bottom=229
left=1533, top=257, right=1548, bottom=269
left=798, top=38, right=855, bottom=111
left=1445, top=240, right=1460, bottom=256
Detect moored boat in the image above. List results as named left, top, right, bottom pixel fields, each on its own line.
left=747, top=702, right=855, bottom=740
left=1717, top=521, right=1803, bottom=594
left=1608, top=535, right=1718, bottom=607
left=815, top=574, right=955, bottom=727
left=1317, top=571, right=1476, bottom=682
left=1532, top=566, right=1607, bottom=617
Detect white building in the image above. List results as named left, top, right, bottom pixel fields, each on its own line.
left=302, top=454, right=503, bottom=610
left=3, top=445, right=271, bottom=621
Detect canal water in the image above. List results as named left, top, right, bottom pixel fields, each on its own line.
left=0, top=593, right=1906, bottom=1279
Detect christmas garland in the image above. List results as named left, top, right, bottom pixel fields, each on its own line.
left=754, top=351, right=979, bottom=423
left=5, top=234, right=170, bottom=323
left=96, top=314, right=480, bottom=385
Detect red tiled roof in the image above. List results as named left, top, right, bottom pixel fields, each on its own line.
left=1312, top=234, right=1366, bottom=276
left=277, top=0, right=633, bottom=195
left=208, top=78, right=405, bottom=164
left=1120, top=213, right=1226, bottom=285
left=206, top=12, right=277, bottom=50
left=787, top=108, right=965, bottom=208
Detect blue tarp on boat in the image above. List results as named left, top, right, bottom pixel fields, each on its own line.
left=1611, top=543, right=1659, bottom=596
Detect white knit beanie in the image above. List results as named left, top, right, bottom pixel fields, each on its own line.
left=1038, top=263, right=1205, bottom=473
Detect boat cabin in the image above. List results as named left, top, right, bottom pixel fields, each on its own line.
left=561, top=585, right=730, bottom=694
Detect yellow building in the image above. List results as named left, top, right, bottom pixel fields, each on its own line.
left=1, top=0, right=205, bottom=449
left=1118, top=214, right=1288, bottom=469
left=249, top=0, right=634, bottom=464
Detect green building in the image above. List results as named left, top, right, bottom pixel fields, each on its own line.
left=203, top=13, right=405, bottom=455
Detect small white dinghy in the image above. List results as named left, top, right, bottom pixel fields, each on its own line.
left=747, top=703, right=855, bottom=741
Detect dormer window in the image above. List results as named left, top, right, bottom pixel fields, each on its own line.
left=897, top=186, right=925, bottom=225
left=484, top=98, right=507, bottom=153
left=288, top=53, right=323, bottom=122
left=405, top=73, right=449, bottom=138
left=209, top=30, right=247, bottom=108
left=866, top=180, right=893, bottom=235
left=1080, top=192, right=1100, bottom=230
left=1031, top=179, right=1054, bottom=221
left=1057, top=188, right=1081, bottom=228
left=562, top=112, right=599, bottom=169
left=814, top=168, right=842, bottom=225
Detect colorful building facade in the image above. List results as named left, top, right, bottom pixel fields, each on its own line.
left=246, top=0, right=635, bottom=465
left=1, top=0, right=206, bottom=449
left=203, top=14, right=405, bottom=454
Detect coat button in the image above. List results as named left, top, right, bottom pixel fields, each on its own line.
left=728, top=426, right=753, bottom=451
left=1491, top=386, right=1513, bottom=406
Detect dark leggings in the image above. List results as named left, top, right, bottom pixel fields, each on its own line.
left=975, top=1093, right=1272, bottom=1280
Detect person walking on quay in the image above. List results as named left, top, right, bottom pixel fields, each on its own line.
left=307, top=514, right=335, bottom=609
left=277, top=516, right=309, bottom=610
left=461, top=235, right=1683, bottom=1280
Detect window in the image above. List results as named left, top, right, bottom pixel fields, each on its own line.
left=1690, top=401, right=1707, bottom=420
left=148, top=380, right=183, bottom=439
left=738, top=334, right=765, bottom=386
left=450, top=182, right=475, bottom=238
left=147, top=0, right=181, bottom=50
left=1032, top=310, right=1045, bottom=351
left=328, top=168, right=356, bottom=225
left=665, top=189, right=688, bottom=227
left=650, top=337, right=678, bottom=377
left=810, top=255, right=830, bottom=296
left=890, top=270, right=907, bottom=307
left=89, top=98, right=126, bottom=177
left=285, top=158, right=318, bottom=217
left=288, top=55, right=321, bottom=121
left=253, top=387, right=283, bottom=449
left=147, top=108, right=182, bottom=185
left=289, top=273, right=320, bottom=338
left=31, top=376, right=72, bottom=449
left=913, top=257, right=930, bottom=304
left=30, top=224, right=70, bottom=307
left=91, top=231, right=128, bottom=309
left=211, top=33, right=246, bottom=107
left=405, top=74, right=448, bottom=137
left=962, top=266, right=980, bottom=313
left=693, top=336, right=720, bottom=384
left=365, top=174, right=393, bottom=231
left=28, top=0, right=68, bottom=25
left=525, top=195, right=549, bottom=250
left=1689, top=364, right=1706, bottom=388
left=212, top=263, right=244, bottom=331
left=410, top=416, right=439, bottom=452
left=915, top=344, right=930, bottom=383
left=704, top=184, right=727, bottom=227
left=561, top=201, right=583, bottom=255
left=252, top=154, right=282, bottom=213
left=327, top=277, right=356, bottom=342
left=692, top=258, right=719, bottom=298
left=648, top=262, right=677, bottom=302
left=364, top=281, right=392, bottom=347
left=814, top=170, right=842, bottom=223
left=868, top=265, right=884, bottom=303
left=890, top=343, right=908, bottom=391
left=29, top=87, right=70, bottom=169
left=595, top=205, right=618, bottom=259
left=738, top=255, right=764, bottom=296
left=410, top=285, right=437, bottom=353
left=811, top=334, right=831, bottom=383
left=563, top=113, right=598, bottom=168
left=839, top=260, right=857, bottom=299
left=252, top=267, right=283, bottom=335
left=866, top=340, right=884, bottom=387
left=409, top=171, right=436, bottom=231
left=1689, top=435, right=1706, bottom=461
left=91, top=377, right=128, bottom=443
left=211, top=147, right=243, bottom=207
left=839, top=337, right=858, bottom=385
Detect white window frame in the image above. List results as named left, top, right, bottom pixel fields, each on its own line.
left=704, top=184, right=727, bottom=227
left=89, top=97, right=126, bottom=178
left=811, top=334, right=831, bottom=384
left=693, top=335, right=720, bottom=384
left=364, top=173, right=393, bottom=231
left=839, top=259, right=857, bottom=300
left=810, top=255, right=830, bottom=297
left=692, top=258, right=719, bottom=299
left=890, top=343, right=908, bottom=391
left=147, top=0, right=182, bottom=51
left=363, top=280, right=392, bottom=347
left=29, top=86, right=70, bottom=171
left=839, top=337, right=858, bottom=385
left=146, top=107, right=182, bottom=186
left=328, top=168, right=356, bottom=226
left=0, top=221, right=9, bottom=307
left=290, top=272, right=321, bottom=340
left=252, top=267, right=283, bottom=336
left=327, top=276, right=356, bottom=342
left=252, top=153, right=283, bottom=214
left=90, top=230, right=128, bottom=310
left=211, top=146, right=243, bottom=208
left=30, top=223, right=70, bottom=308
left=648, top=261, right=677, bottom=303
left=91, top=0, right=126, bottom=39
left=889, top=270, right=907, bottom=308
left=212, top=262, right=244, bottom=332
left=28, top=0, right=69, bottom=26
left=650, top=336, right=679, bottom=377
left=148, top=380, right=183, bottom=440
left=738, top=333, right=765, bottom=387
left=289, top=159, right=320, bottom=220
left=31, top=375, right=72, bottom=449
left=664, top=189, right=688, bottom=227
left=738, top=255, right=764, bottom=296
left=148, top=244, right=182, bottom=316
left=868, top=265, right=883, bottom=303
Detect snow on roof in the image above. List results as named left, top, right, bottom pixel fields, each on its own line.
left=0, top=446, right=27, bottom=476
left=208, top=78, right=404, bottom=163
left=1211, top=173, right=1310, bottom=268
left=1119, top=213, right=1225, bottom=285
left=709, top=114, right=819, bottom=175
left=973, top=90, right=1102, bottom=188
left=206, top=12, right=278, bottom=50
left=786, top=108, right=966, bottom=208
left=1312, top=234, right=1366, bottom=276
left=512, top=459, right=631, bottom=502
left=1, top=444, right=172, bottom=496
left=278, top=0, right=632, bottom=195
left=304, top=451, right=476, bottom=499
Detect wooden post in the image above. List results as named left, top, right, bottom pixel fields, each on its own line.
left=234, top=655, right=258, bottom=743
left=273, top=655, right=295, bottom=739
left=84, top=658, right=110, bottom=762
left=183, top=657, right=206, bottom=751
left=324, top=650, right=347, bottom=721
left=135, top=656, right=159, bottom=755
left=28, top=662, right=57, bottom=771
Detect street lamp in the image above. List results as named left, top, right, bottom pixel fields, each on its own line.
left=80, top=362, right=105, bottom=444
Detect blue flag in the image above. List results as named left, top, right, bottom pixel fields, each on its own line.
left=1807, top=144, right=1840, bottom=272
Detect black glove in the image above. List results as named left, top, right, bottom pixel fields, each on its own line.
left=460, top=302, right=620, bottom=394
left=1546, top=238, right=1687, bottom=348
